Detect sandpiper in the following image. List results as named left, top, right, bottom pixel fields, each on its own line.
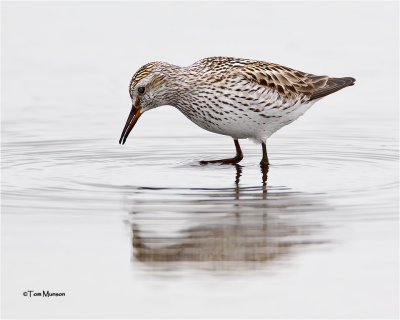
left=119, top=57, right=355, bottom=166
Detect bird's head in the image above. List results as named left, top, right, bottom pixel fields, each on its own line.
left=119, top=62, right=176, bottom=145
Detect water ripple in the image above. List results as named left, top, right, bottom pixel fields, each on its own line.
left=2, top=131, right=398, bottom=270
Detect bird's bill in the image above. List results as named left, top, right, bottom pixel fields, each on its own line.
left=119, top=104, right=142, bottom=145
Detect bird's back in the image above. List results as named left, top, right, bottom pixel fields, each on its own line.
left=189, top=56, right=355, bottom=102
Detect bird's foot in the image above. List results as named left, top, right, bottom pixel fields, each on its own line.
left=200, top=155, right=243, bottom=165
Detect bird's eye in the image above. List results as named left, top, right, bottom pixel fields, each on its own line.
left=137, top=86, right=145, bottom=94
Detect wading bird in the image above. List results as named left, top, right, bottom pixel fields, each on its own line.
left=119, top=57, right=355, bottom=166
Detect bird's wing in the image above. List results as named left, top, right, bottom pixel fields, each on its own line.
left=226, top=62, right=354, bottom=101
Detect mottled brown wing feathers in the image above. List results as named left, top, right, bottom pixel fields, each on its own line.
left=309, top=77, right=356, bottom=100
left=234, top=62, right=355, bottom=101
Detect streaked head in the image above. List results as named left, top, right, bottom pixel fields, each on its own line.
left=119, top=62, right=173, bottom=145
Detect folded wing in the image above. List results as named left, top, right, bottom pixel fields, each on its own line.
left=231, top=62, right=355, bottom=102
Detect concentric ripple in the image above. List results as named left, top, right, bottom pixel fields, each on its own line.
left=2, top=128, right=397, bottom=271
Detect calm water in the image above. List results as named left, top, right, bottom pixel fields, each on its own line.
left=1, top=2, right=399, bottom=318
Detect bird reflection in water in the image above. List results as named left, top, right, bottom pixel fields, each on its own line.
left=127, top=165, right=326, bottom=271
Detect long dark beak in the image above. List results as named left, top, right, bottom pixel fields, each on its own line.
left=119, top=103, right=142, bottom=145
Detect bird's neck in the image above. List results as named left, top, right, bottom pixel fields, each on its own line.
left=161, top=64, right=198, bottom=111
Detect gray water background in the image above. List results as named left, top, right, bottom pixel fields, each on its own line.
left=1, top=2, right=399, bottom=318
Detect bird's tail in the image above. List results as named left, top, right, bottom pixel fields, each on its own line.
left=310, top=77, right=356, bottom=101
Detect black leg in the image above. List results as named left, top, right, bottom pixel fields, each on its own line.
left=200, top=139, right=243, bottom=165
left=260, top=142, right=269, bottom=167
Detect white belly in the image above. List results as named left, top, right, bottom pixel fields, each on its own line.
left=178, top=99, right=318, bottom=143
